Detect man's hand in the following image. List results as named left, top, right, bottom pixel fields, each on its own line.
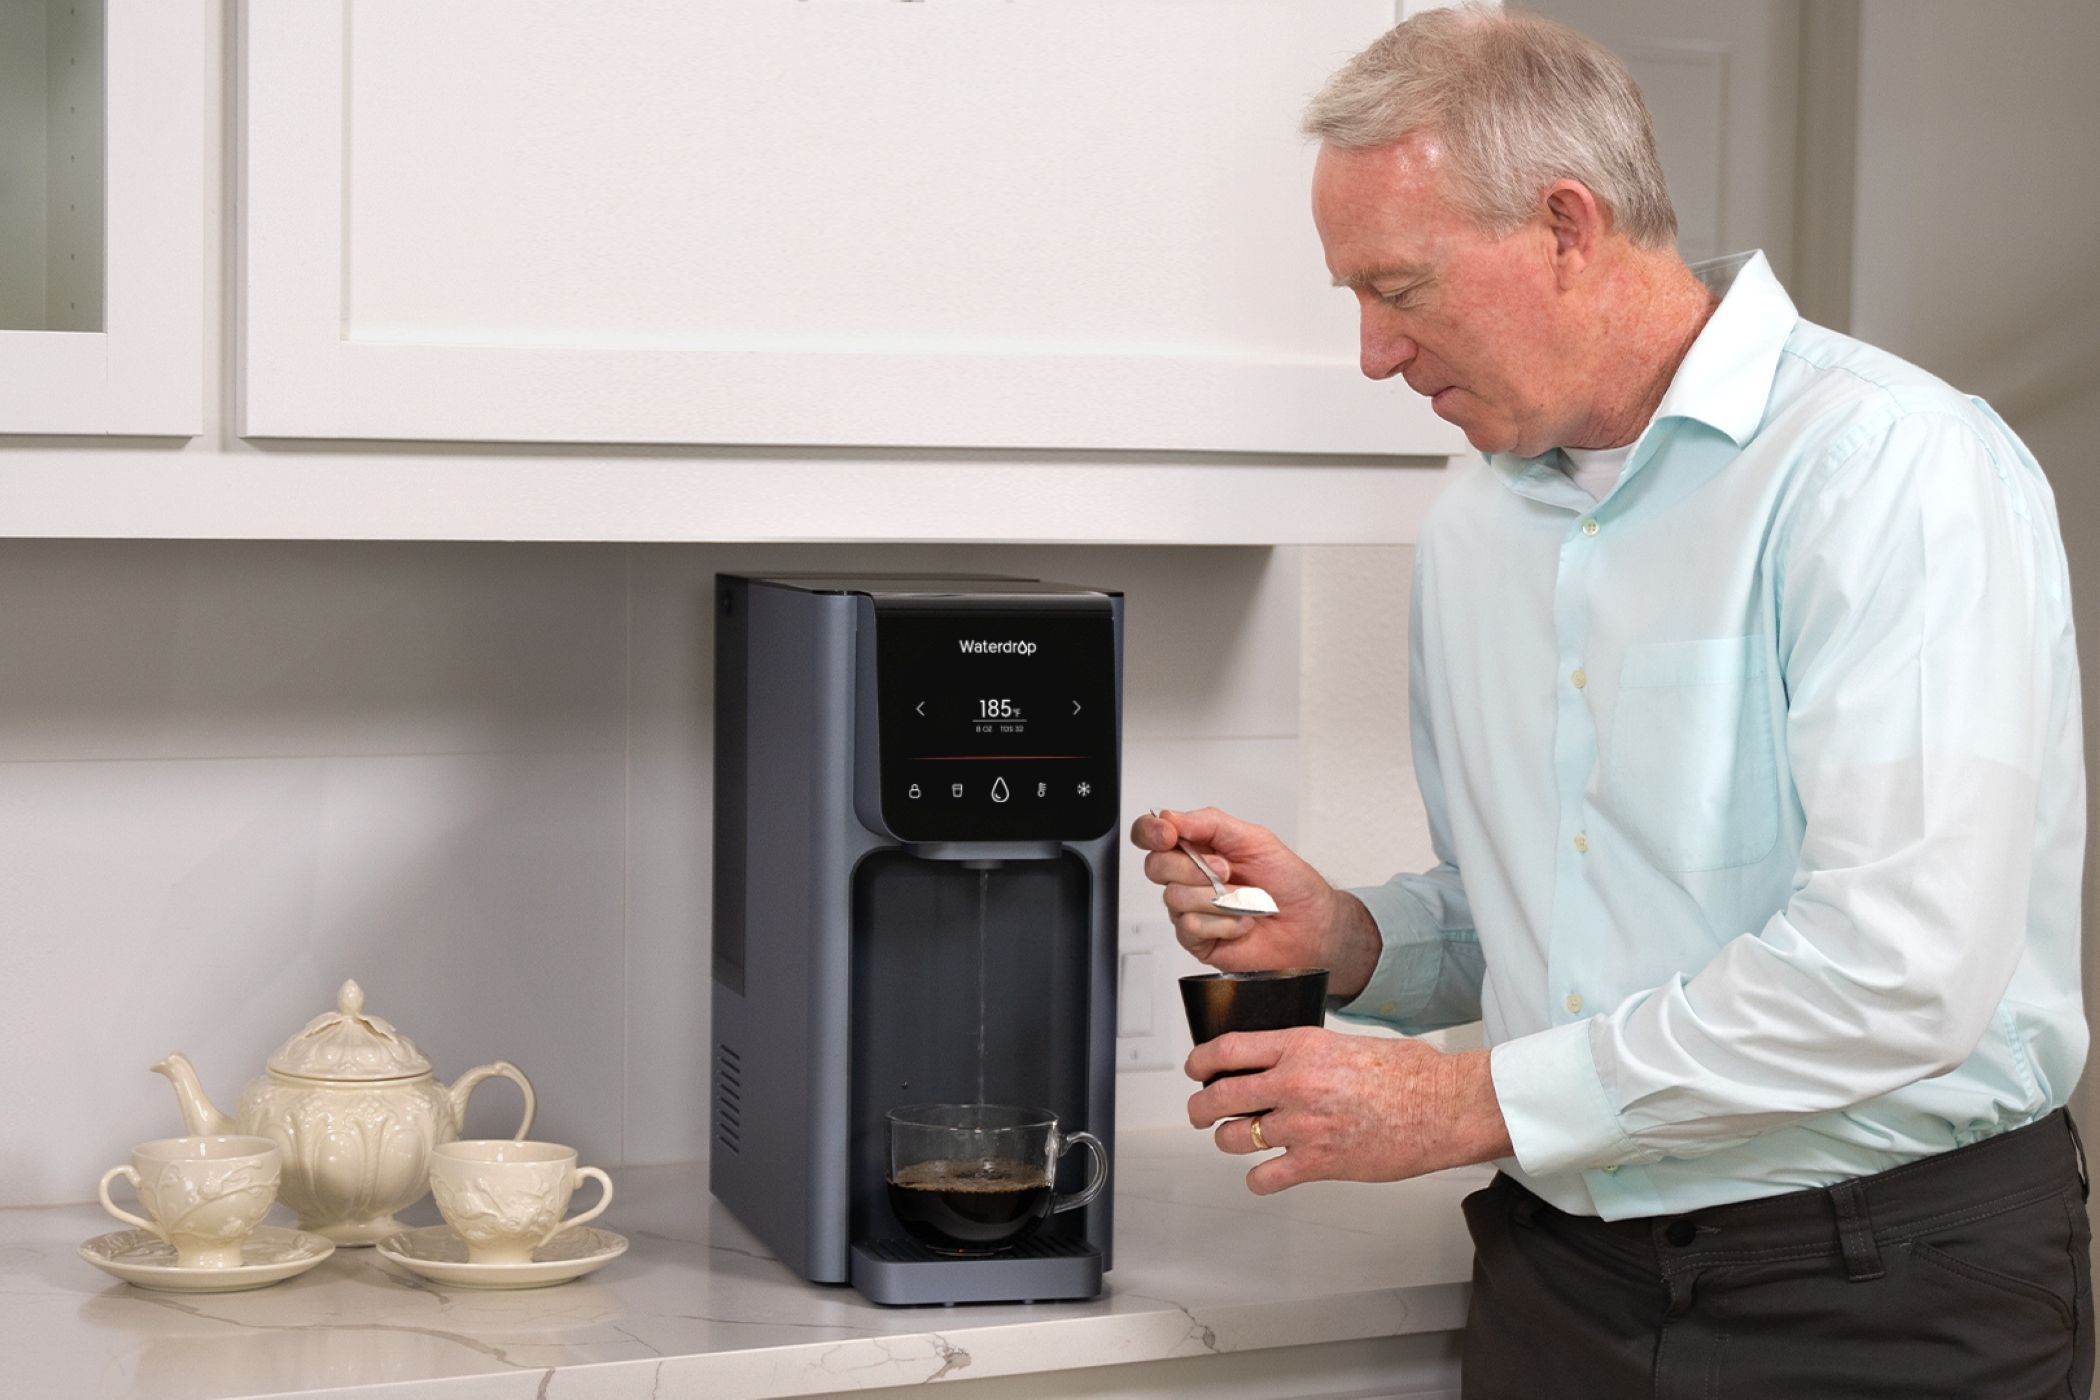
left=1186, top=1027, right=1513, bottom=1194
left=1131, top=807, right=1383, bottom=999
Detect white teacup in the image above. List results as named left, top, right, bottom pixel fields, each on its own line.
left=428, top=1140, right=613, bottom=1265
left=98, top=1135, right=282, bottom=1268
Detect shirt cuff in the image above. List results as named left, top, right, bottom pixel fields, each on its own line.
left=1328, top=882, right=1447, bottom=1025
left=1490, top=1019, right=1634, bottom=1176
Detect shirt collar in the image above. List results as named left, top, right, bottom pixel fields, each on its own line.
left=1486, top=249, right=1799, bottom=493
left=1652, top=249, right=1798, bottom=448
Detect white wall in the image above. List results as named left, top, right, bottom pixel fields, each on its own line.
left=1850, top=2, right=2100, bottom=425
left=1299, top=547, right=1426, bottom=893
left=0, top=539, right=1300, bottom=1203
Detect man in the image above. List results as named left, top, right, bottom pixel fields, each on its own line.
left=1133, top=6, right=2089, bottom=1395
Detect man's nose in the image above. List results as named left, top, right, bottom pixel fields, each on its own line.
left=1360, top=314, right=1418, bottom=382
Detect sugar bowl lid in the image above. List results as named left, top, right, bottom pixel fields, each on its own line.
left=268, top=979, right=433, bottom=1080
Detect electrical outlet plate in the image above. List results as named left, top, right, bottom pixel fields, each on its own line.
left=1116, top=919, right=1185, bottom=1071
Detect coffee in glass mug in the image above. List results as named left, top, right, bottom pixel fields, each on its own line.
left=885, top=1103, right=1107, bottom=1255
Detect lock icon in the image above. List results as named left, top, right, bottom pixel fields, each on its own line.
left=908, top=783, right=922, bottom=799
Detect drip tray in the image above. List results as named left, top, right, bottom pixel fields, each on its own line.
left=849, top=1236, right=1103, bottom=1306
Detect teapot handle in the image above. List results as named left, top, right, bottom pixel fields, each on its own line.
left=450, top=1061, right=537, bottom=1140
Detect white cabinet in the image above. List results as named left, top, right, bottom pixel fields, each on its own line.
left=0, top=0, right=205, bottom=436
left=6, top=1, right=1461, bottom=543
left=238, top=0, right=1460, bottom=461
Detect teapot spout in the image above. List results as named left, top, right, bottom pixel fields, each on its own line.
left=151, top=1053, right=235, bottom=1136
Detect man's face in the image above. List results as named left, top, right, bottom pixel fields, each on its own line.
left=1311, top=134, right=1573, bottom=457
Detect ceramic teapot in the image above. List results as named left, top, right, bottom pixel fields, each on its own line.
left=153, top=979, right=535, bottom=1246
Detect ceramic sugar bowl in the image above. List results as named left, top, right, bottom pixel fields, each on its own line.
left=152, top=980, right=535, bottom=1246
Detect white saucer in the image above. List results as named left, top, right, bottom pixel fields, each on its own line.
left=376, top=1224, right=628, bottom=1289
left=80, top=1225, right=336, bottom=1292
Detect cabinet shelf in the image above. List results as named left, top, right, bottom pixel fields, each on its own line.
left=0, top=441, right=1455, bottom=544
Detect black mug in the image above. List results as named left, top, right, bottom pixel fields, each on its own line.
left=1179, top=968, right=1329, bottom=1084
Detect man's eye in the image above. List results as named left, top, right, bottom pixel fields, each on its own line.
left=1380, top=287, right=1420, bottom=308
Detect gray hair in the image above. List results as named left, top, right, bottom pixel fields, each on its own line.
left=1302, top=3, right=1677, bottom=249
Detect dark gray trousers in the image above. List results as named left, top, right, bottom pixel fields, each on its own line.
left=1460, top=1111, right=2093, bottom=1399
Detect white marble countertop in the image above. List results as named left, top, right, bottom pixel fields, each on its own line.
left=1, top=1128, right=1483, bottom=1400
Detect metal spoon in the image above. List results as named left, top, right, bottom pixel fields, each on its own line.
left=1153, top=811, right=1279, bottom=917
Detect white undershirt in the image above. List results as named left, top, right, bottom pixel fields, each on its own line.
left=1559, top=442, right=1635, bottom=501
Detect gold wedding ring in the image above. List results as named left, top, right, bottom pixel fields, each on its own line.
left=1249, top=1117, right=1270, bottom=1152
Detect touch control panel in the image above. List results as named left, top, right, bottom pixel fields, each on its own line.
left=875, top=607, right=1118, bottom=842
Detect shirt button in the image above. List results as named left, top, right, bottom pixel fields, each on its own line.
left=1602, top=1164, right=1619, bottom=1174
left=1571, top=667, right=1587, bottom=689
left=1572, top=833, right=1589, bottom=854
left=1564, top=992, right=1583, bottom=1014
left=1581, top=518, right=1600, bottom=536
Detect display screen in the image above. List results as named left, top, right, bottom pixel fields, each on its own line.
left=875, top=608, right=1118, bottom=842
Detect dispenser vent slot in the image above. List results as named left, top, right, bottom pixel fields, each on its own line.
left=715, top=1044, right=744, bottom=1154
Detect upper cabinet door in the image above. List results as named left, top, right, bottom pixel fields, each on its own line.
left=238, top=0, right=1460, bottom=458
left=0, top=0, right=204, bottom=436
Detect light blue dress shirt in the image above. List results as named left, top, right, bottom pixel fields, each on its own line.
left=1338, top=250, right=2086, bottom=1219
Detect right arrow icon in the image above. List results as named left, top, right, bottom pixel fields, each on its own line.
left=1072, top=701, right=1082, bottom=715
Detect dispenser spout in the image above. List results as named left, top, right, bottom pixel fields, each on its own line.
left=151, top=1053, right=236, bottom=1136
left=902, top=841, right=1062, bottom=863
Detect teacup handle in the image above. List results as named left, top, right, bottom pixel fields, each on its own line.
left=1049, top=1130, right=1108, bottom=1215
left=98, top=1165, right=160, bottom=1238
left=451, top=1061, right=537, bottom=1139
left=541, top=1166, right=613, bottom=1243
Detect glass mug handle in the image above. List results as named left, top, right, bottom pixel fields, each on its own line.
left=1049, top=1129, right=1108, bottom=1215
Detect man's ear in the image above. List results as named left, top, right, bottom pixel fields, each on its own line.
left=1540, top=180, right=1605, bottom=285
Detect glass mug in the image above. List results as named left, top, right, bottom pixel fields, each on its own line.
left=886, top=1103, right=1108, bottom=1256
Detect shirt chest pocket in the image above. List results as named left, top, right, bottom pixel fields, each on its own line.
left=1608, top=636, right=1781, bottom=872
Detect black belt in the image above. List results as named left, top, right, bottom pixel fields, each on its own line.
left=1506, top=1109, right=2089, bottom=1283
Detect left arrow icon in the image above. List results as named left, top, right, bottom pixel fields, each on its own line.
left=916, top=701, right=926, bottom=716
